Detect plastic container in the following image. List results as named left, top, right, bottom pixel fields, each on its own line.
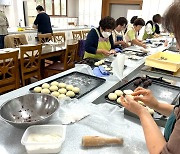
left=21, top=125, right=66, bottom=154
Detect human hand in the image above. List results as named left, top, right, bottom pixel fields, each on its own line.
left=142, top=44, right=147, bottom=49
left=101, top=50, right=111, bottom=56
left=109, top=49, right=116, bottom=54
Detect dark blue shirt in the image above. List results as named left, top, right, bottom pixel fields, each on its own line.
left=85, top=27, right=114, bottom=54
left=34, top=12, right=52, bottom=34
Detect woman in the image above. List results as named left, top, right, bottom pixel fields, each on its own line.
left=112, top=17, right=129, bottom=49
left=125, top=18, right=147, bottom=48
left=84, top=16, right=116, bottom=60
left=121, top=3, right=180, bottom=153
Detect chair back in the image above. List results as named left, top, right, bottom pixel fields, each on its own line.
left=68, top=22, right=75, bottom=26
left=72, top=31, right=82, bottom=40
left=82, top=30, right=90, bottom=39
left=0, top=50, right=19, bottom=94
left=53, top=32, right=66, bottom=43
left=38, top=33, right=53, bottom=43
left=20, top=44, right=42, bottom=86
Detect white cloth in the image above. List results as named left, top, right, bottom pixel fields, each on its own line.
left=145, top=23, right=153, bottom=35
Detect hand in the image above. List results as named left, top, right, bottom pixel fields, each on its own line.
left=132, top=87, right=159, bottom=110
left=109, top=49, right=116, bottom=54
left=142, top=44, right=147, bottom=49
left=120, top=95, right=148, bottom=117
left=118, top=41, right=126, bottom=46
left=101, top=50, right=111, bottom=56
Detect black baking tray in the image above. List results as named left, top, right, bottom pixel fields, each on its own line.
left=30, top=71, right=106, bottom=99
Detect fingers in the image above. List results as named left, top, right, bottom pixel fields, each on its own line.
left=133, top=96, right=145, bottom=102
left=132, top=90, right=147, bottom=96
left=134, top=87, right=144, bottom=92
left=120, top=96, right=129, bottom=108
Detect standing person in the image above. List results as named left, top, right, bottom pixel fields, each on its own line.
left=84, top=16, right=116, bottom=60
left=112, top=17, right=129, bottom=49
left=0, top=10, right=9, bottom=49
left=33, top=5, right=52, bottom=34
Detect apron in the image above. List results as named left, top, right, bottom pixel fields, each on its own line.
left=143, top=25, right=156, bottom=40
left=84, top=28, right=111, bottom=60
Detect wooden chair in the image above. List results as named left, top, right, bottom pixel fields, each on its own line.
left=82, top=30, right=90, bottom=39
left=0, top=50, right=20, bottom=94
left=72, top=31, right=83, bottom=40
left=38, top=33, right=53, bottom=43
left=53, top=32, right=66, bottom=43
left=45, top=42, right=78, bottom=77
left=20, top=44, right=42, bottom=86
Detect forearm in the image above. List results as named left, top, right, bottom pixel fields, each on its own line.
left=155, top=103, right=174, bottom=117
left=132, top=39, right=144, bottom=47
left=96, top=49, right=107, bottom=54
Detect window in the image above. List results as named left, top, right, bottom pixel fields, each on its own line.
left=36, top=0, right=67, bottom=16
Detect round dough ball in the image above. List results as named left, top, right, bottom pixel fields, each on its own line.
left=138, top=100, right=145, bottom=106
left=42, top=83, right=50, bottom=89
left=98, top=60, right=103, bottom=65
left=123, top=89, right=134, bottom=95
left=146, top=107, right=154, bottom=115
left=58, top=82, right=66, bottom=88
left=94, top=62, right=100, bottom=66
left=100, top=59, right=105, bottom=64
left=105, top=67, right=111, bottom=71
left=58, top=94, right=66, bottom=99
left=49, top=85, right=58, bottom=91
left=66, top=91, right=75, bottom=97
left=72, top=87, right=80, bottom=93
left=41, top=88, right=50, bottom=94
left=66, top=85, right=74, bottom=91
left=128, top=95, right=134, bottom=99
left=114, top=90, right=123, bottom=97
left=50, top=81, right=59, bottom=86
left=51, top=91, right=59, bottom=97
left=34, top=87, right=42, bottom=93
left=108, top=93, right=117, bottom=101
left=117, top=97, right=121, bottom=104
left=58, top=88, right=67, bottom=94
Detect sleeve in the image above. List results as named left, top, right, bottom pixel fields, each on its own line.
left=146, top=23, right=153, bottom=35
left=109, top=34, right=115, bottom=49
left=155, top=24, right=160, bottom=34
left=34, top=14, right=39, bottom=25
left=85, top=28, right=99, bottom=54
left=127, top=29, right=136, bottom=41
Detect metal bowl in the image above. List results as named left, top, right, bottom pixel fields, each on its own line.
left=0, top=93, right=59, bottom=128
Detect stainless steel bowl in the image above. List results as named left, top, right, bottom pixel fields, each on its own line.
left=0, top=93, right=59, bottom=128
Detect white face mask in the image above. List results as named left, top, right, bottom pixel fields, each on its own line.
left=102, top=31, right=111, bottom=38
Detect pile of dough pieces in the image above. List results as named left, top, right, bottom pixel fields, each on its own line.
left=94, top=59, right=112, bottom=71
left=33, top=81, right=80, bottom=99
left=108, top=89, right=154, bottom=114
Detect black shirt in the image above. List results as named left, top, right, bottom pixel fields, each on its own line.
left=155, top=23, right=160, bottom=34
left=34, top=12, right=52, bottom=34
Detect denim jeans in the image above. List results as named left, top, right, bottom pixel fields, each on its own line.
left=0, top=35, right=5, bottom=49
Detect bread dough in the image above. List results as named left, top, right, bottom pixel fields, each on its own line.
left=58, top=88, right=67, bottom=94
left=50, top=81, right=59, bottom=86
left=123, top=89, right=134, bottom=95
left=41, top=83, right=50, bottom=89
left=49, top=85, right=58, bottom=91
left=138, top=101, right=145, bottom=106
left=66, top=91, right=75, bottom=97
left=114, top=90, right=123, bottom=97
left=94, top=62, right=100, bottom=66
left=100, top=59, right=105, bottom=64
left=98, top=60, right=103, bottom=65
left=117, top=97, right=121, bottom=104
left=72, top=87, right=80, bottom=93
left=108, top=93, right=117, bottom=101
left=58, top=82, right=66, bottom=88
left=51, top=91, right=59, bottom=97
left=146, top=106, right=154, bottom=115
left=34, top=87, right=42, bottom=93
left=58, top=94, right=66, bottom=99
left=66, top=85, right=74, bottom=91
left=41, top=88, right=50, bottom=94
left=105, top=67, right=111, bottom=71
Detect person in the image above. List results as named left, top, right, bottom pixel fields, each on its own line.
left=143, top=14, right=162, bottom=40
left=33, top=5, right=52, bottom=34
left=126, top=16, right=138, bottom=32
left=121, top=3, right=180, bottom=153
left=112, top=17, right=129, bottom=49
left=84, top=16, right=116, bottom=60
left=0, top=10, right=9, bottom=49
left=125, top=18, right=146, bottom=48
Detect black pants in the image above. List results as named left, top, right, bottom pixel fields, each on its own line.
left=0, top=35, right=5, bottom=49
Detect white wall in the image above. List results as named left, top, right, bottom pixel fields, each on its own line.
left=67, top=0, right=79, bottom=17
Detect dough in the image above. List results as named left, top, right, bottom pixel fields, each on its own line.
left=50, top=81, right=59, bottom=86
left=128, top=95, right=134, bottom=99
left=34, top=87, right=42, bottom=93
left=72, top=87, right=80, bottom=93
left=108, top=93, right=117, bottom=101
left=58, top=88, right=67, bottom=94
left=117, top=97, right=121, bottom=104
left=66, top=85, right=74, bottom=91
left=51, top=91, right=60, bottom=97
left=41, top=89, right=50, bottom=94
left=49, top=85, right=58, bottom=91
left=66, top=91, right=75, bottom=97
left=58, top=82, right=66, bottom=88
left=100, top=59, right=105, bottom=64
left=41, top=83, right=50, bottom=89
left=98, top=60, right=103, bottom=65
left=114, top=90, right=123, bottom=97
left=58, top=94, right=66, bottom=99
left=123, top=89, right=133, bottom=95
left=105, top=67, right=111, bottom=71
left=146, top=106, right=154, bottom=115
left=94, top=62, right=100, bottom=66
left=102, top=65, right=108, bottom=68
left=138, top=101, right=145, bottom=106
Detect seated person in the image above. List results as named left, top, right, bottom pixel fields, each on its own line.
left=84, top=16, right=116, bottom=60
left=127, top=16, right=138, bottom=31
left=112, top=17, right=129, bottom=49
left=125, top=18, right=146, bottom=48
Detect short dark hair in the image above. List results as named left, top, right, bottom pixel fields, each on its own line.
left=99, top=16, right=116, bottom=31
left=153, top=14, right=161, bottom=23
left=130, top=16, right=138, bottom=24
left=134, top=18, right=145, bottom=26
left=36, top=5, right=44, bottom=11
left=116, top=17, right=128, bottom=27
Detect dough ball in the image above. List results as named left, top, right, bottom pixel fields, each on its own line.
left=72, top=87, right=80, bottom=93
left=34, top=87, right=42, bottom=93
left=98, top=60, right=103, bottom=65
left=58, top=82, right=66, bottom=88
left=58, top=94, right=66, bottom=99
left=94, top=62, right=100, bottom=66
left=146, top=107, right=154, bottom=115
left=41, top=89, right=50, bottom=94
left=123, top=89, right=133, bottom=95
left=51, top=91, right=60, bottom=97
left=66, top=91, right=75, bottom=97
left=133, top=79, right=142, bottom=86
left=138, top=100, right=145, bottom=106
left=105, top=67, right=111, bottom=71
left=108, top=93, right=117, bottom=101
left=41, top=83, right=50, bottom=89
left=49, top=85, right=58, bottom=91
left=100, top=59, right=105, bottom=64
left=66, top=85, right=74, bottom=91
left=117, top=97, right=121, bottom=104
left=128, top=95, right=134, bottom=99
left=58, top=88, right=67, bottom=94
left=102, top=65, right=108, bottom=68
left=50, top=81, right=59, bottom=86
left=114, top=90, right=123, bottom=97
